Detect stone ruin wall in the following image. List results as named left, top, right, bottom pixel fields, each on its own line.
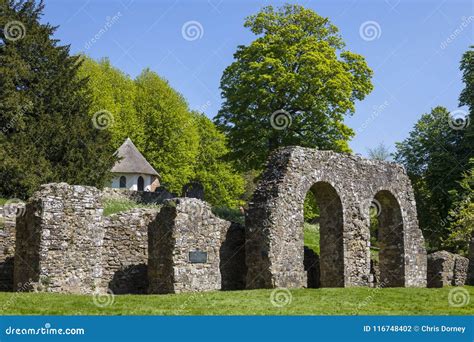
left=245, top=146, right=427, bottom=289
left=14, top=184, right=105, bottom=293
left=10, top=183, right=244, bottom=294
left=3, top=147, right=474, bottom=294
left=101, top=208, right=159, bottom=294
left=0, top=204, right=21, bottom=291
left=148, top=198, right=230, bottom=294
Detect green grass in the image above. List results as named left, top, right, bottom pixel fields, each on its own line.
left=304, top=223, right=320, bottom=254
left=0, top=198, right=8, bottom=205
left=0, top=287, right=472, bottom=315
left=304, top=222, right=380, bottom=260
left=102, top=198, right=161, bottom=216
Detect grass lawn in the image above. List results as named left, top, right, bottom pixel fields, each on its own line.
left=102, top=198, right=161, bottom=216
left=0, top=287, right=472, bottom=315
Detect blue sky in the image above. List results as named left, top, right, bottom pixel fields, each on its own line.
left=42, top=0, right=473, bottom=156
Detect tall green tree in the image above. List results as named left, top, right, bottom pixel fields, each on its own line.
left=394, top=107, right=469, bottom=250
left=134, top=69, right=199, bottom=193
left=443, top=159, right=473, bottom=255
left=215, top=4, right=373, bottom=170
left=192, top=112, right=244, bottom=207
left=77, top=56, right=142, bottom=148
left=459, top=46, right=473, bottom=150
left=0, top=0, right=116, bottom=199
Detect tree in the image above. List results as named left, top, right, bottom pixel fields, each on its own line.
left=0, top=0, right=116, bottom=199
left=394, top=106, right=468, bottom=250
left=459, top=46, right=473, bottom=150
left=215, top=4, right=373, bottom=171
left=77, top=56, right=142, bottom=148
left=443, top=159, right=473, bottom=255
left=192, top=112, right=244, bottom=207
left=134, top=69, right=200, bottom=193
left=367, top=142, right=391, bottom=161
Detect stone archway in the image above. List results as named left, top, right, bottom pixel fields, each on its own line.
left=308, top=182, right=344, bottom=287
left=373, top=190, right=405, bottom=287
left=245, top=146, right=427, bottom=289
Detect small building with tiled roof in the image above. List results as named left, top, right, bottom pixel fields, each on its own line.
left=109, top=138, right=160, bottom=192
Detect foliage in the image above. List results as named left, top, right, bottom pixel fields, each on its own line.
left=443, top=159, right=474, bottom=255
left=394, top=106, right=469, bottom=250
left=303, top=222, right=320, bottom=254
left=0, top=0, right=116, bottom=199
left=77, top=56, right=142, bottom=148
left=102, top=198, right=161, bottom=216
left=303, top=191, right=319, bottom=222
left=215, top=4, right=373, bottom=171
left=193, top=113, right=245, bottom=207
left=212, top=206, right=244, bottom=225
left=367, top=142, right=391, bottom=161
left=79, top=59, right=244, bottom=206
left=459, top=46, right=473, bottom=151
left=0, top=288, right=472, bottom=315
left=134, top=69, right=200, bottom=194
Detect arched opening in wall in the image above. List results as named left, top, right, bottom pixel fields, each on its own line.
left=137, top=176, right=144, bottom=191
left=303, top=182, right=344, bottom=288
left=372, top=190, right=405, bottom=287
left=119, top=176, right=127, bottom=188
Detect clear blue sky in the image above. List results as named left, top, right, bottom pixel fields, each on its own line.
left=42, top=0, right=473, bottom=156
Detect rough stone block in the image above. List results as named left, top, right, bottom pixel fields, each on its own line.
left=148, top=198, right=230, bottom=294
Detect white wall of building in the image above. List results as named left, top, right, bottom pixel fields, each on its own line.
left=110, top=173, right=154, bottom=191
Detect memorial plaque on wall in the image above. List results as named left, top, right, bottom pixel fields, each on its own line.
left=189, top=251, right=207, bottom=263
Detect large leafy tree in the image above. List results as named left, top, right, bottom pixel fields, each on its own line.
left=215, top=4, right=373, bottom=170
left=444, top=159, right=473, bottom=255
left=459, top=46, right=473, bottom=150
left=0, top=0, right=116, bottom=199
left=192, top=112, right=244, bottom=207
left=134, top=69, right=200, bottom=193
left=394, top=107, right=469, bottom=250
left=77, top=56, right=142, bottom=148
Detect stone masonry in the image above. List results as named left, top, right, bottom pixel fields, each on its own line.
left=148, top=198, right=230, bottom=294
left=246, top=147, right=427, bottom=289
left=427, top=251, right=468, bottom=287
left=14, top=183, right=105, bottom=293
left=0, top=203, right=23, bottom=291
left=102, top=208, right=159, bottom=294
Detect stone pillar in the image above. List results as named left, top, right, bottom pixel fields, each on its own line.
left=148, top=198, right=230, bottom=294
left=14, top=183, right=104, bottom=294
left=0, top=203, right=23, bottom=291
left=427, top=250, right=468, bottom=287
left=468, top=231, right=474, bottom=285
